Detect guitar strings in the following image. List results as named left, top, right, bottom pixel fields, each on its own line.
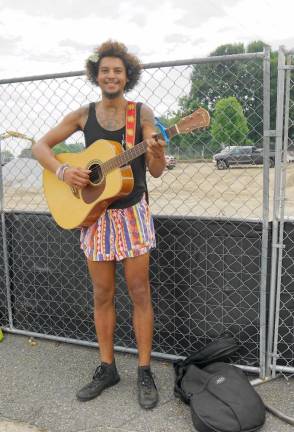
left=87, top=128, right=172, bottom=178
left=87, top=139, right=149, bottom=179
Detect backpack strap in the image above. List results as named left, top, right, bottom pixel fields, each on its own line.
left=125, top=101, right=137, bottom=149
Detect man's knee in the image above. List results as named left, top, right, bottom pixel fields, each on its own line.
left=93, top=282, right=114, bottom=308
left=128, top=279, right=151, bottom=307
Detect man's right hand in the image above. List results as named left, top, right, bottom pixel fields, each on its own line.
left=63, top=167, right=91, bottom=189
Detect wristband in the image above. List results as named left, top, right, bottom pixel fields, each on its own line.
left=155, top=118, right=170, bottom=144
left=56, top=163, right=69, bottom=181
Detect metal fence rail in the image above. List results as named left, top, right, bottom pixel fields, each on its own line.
left=0, top=51, right=271, bottom=374
left=0, top=153, right=11, bottom=329
left=267, top=48, right=294, bottom=376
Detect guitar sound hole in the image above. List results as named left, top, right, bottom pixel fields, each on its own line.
left=89, top=163, right=103, bottom=185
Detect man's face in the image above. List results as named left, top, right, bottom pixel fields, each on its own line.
left=97, top=56, right=128, bottom=99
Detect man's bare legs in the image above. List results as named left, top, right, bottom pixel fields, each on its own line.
left=82, top=253, right=157, bottom=408
left=87, top=259, right=116, bottom=363
left=123, top=253, right=153, bottom=366
left=87, top=253, right=153, bottom=365
left=123, top=252, right=158, bottom=408
left=76, top=259, right=120, bottom=402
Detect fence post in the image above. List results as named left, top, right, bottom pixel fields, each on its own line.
left=266, top=46, right=286, bottom=378
left=0, top=136, right=14, bottom=329
left=260, top=46, right=271, bottom=379
left=271, top=53, right=292, bottom=377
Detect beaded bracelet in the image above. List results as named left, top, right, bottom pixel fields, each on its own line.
left=56, top=163, right=70, bottom=181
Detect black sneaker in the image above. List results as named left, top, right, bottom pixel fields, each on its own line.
left=76, top=361, right=120, bottom=402
left=137, top=366, right=159, bottom=409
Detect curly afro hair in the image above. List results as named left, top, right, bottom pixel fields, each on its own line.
left=85, top=40, right=142, bottom=93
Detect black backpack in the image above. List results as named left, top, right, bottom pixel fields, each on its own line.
left=174, top=337, right=266, bottom=432
left=174, top=334, right=239, bottom=403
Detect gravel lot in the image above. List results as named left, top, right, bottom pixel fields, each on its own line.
left=3, top=160, right=294, bottom=221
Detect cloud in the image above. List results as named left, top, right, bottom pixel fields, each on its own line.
left=192, top=37, right=207, bottom=46
left=270, top=36, right=294, bottom=51
left=131, top=13, right=147, bottom=27
left=25, top=51, right=71, bottom=63
left=0, top=0, right=121, bottom=19
left=0, top=35, right=21, bottom=55
left=1, top=0, right=294, bottom=81
left=164, top=34, right=191, bottom=44
left=174, top=0, right=242, bottom=27
left=0, top=0, right=238, bottom=26
left=59, top=39, right=94, bottom=52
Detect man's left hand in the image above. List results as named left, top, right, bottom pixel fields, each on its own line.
left=146, top=134, right=165, bottom=160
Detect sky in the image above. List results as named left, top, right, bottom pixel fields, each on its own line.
left=0, top=0, right=294, bottom=80
left=0, top=0, right=293, bottom=156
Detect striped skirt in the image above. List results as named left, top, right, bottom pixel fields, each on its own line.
left=80, top=195, right=156, bottom=261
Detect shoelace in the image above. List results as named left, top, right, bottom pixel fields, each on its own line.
left=93, top=364, right=106, bottom=380
left=140, top=369, right=154, bottom=393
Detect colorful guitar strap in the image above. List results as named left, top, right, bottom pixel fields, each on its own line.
left=125, top=101, right=136, bottom=149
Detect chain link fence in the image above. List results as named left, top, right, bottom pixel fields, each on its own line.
left=0, top=51, right=271, bottom=373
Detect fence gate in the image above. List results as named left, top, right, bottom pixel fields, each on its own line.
left=267, top=47, right=294, bottom=377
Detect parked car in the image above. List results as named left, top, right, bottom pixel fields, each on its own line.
left=287, top=151, right=294, bottom=163
left=213, top=146, right=275, bottom=170
left=165, top=154, right=176, bottom=170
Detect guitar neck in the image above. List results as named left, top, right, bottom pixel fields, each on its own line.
left=102, top=126, right=178, bottom=174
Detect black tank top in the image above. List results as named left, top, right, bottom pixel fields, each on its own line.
left=83, top=102, right=147, bottom=209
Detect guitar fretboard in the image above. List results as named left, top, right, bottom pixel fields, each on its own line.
left=101, top=139, right=146, bottom=174
left=100, top=125, right=179, bottom=174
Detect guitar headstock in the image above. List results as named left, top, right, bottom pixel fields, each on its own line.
left=176, top=107, right=210, bottom=134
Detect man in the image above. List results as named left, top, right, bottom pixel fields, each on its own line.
left=32, top=40, right=166, bottom=409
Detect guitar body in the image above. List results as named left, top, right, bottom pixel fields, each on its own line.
left=43, top=139, right=134, bottom=229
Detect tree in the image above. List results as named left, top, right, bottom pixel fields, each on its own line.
left=210, top=97, right=250, bottom=152
left=1, top=150, right=14, bottom=164
left=247, top=40, right=267, bottom=53
left=52, top=142, right=84, bottom=155
left=157, top=113, right=209, bottom=159
left=211, top=43, right=245, bottom=56
left=19, top=148, right=35, bottom=159
left=178, top=41, right=278, bottom=148
left=18, top=142, right=84, bottom=159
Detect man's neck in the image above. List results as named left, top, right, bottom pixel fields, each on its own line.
left=100, top=95, right=127, bottom=111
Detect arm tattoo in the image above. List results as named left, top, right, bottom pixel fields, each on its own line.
left=140, top=105, right=155, bottom=127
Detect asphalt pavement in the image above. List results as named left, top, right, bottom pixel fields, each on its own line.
left=1, top=333, right=294, bottom=432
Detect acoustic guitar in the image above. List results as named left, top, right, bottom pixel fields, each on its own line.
left=43, top=107, right=210, bottom=229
